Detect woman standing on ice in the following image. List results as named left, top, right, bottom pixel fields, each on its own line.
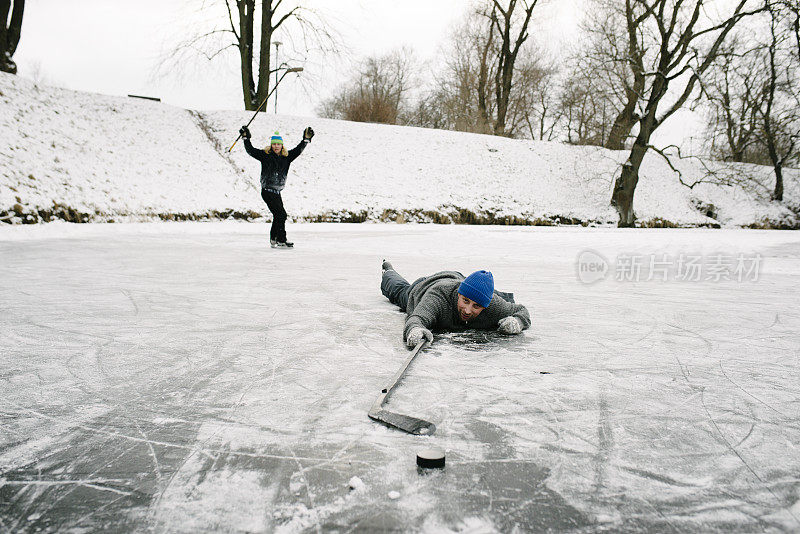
left=239, top=125, right=314, bottom=248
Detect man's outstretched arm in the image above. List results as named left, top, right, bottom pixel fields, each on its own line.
left=403, top=293, right=447, bottom=347
left=494, top=298, right=531, bottom=334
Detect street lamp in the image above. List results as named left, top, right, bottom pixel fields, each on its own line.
left=274, top=63, right=303, bottom=115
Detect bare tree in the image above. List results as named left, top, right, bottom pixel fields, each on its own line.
left=0, top=0, right=24, bottom=74
left=753, top=1, right=799, bottom=200
left=318, top=48, right=417, bottom=125
left=525, top=69, right=562, bottom=141
left=702, top=40, right=766, bottom=163
left=405, top=90, right=450, bottom=130
left=166, top=1, right=337, bottom=110
left=559, top=76, right=599, bottom=145
left=409, top=2, right=553, bottom=139
left=608, top=0, right=764, bottom=227
left=702, top=2, right=799, bottom=200
left=502, top=55, right=555, bottom=137
left=487, top=0, right=540, bottom=136
left=565, top=0, right=645, bottom=149
left=558, top=68, right=620, bottom=146
left=432, top=10, right=496, bottom=134
left=775, top=0, right=800, bottom=58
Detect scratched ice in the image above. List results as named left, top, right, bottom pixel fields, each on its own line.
left=1, top=223, right=799, bottom=533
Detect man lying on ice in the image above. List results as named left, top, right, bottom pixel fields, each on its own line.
left=380, top=260, right=531, bottom=348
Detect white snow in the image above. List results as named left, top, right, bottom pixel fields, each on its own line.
left=1, top=66, right=799, bottom=533
left=347, top=476, right=366, bottom=492
left=1, top=72, right=797, bottom=228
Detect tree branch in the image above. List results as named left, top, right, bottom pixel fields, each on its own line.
left=274, top=6, right=300, bottom=30
left=224, top=0, right=240, bottom=42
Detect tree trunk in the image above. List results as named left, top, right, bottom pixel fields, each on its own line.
left=7, top=0, right=21, bottom=54
left=255, top=0, right=273, bottom=110
left=762, top=6, right=786, bottom=203
left=477, top=12, right=494, bottom=134
left=605, top=74, right=643, bottom=150
left=0, top=0, right=24, bottom=74
left=611, top=116, right=654, bottom=227
left=611, top=161, right=639, bottom=226
left=793, top=4, right=800, bottom=61
left=605, top=104, right=637, bottom=150
left=490, top=0, right=537, bottom=137
left=0, top=1, right=9, bottom=72
left=603, top=0, right=645, bottom=150
left=494, top=64, right=513, bottom=136
left=238, top=0, right=256, bottom=110
left=772, top=162, right=784, bottom=201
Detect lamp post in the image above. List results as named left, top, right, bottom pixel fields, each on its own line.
left=274, top=62, right=302, bottom=116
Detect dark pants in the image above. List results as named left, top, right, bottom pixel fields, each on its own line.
left=261, top=189, right=287, bottom=242
left=381, top=270, right=424, bottom=312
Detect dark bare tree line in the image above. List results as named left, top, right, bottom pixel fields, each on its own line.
left=702, top=1, right=799, bottom=201
left=317, top=0, right=800, bottom=226
left=320, top=1, right=556, bottom=139
left=317, top=48, right=418, bottom=125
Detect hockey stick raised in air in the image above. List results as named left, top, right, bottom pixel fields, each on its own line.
left=368, top=340, right=436, bottom=435
left=228, top=67, right=304, bottom=152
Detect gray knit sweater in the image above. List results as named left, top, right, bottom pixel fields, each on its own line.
left=403, top=271, right=531, bottom=340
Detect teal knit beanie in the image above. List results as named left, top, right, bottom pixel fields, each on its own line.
left=270, top=131, right=283, bottom=145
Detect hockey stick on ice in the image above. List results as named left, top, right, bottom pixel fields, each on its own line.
left=368, top=340, right=436, bottom=435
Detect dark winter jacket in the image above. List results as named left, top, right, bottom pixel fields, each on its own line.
left=403, top=271, right=531, bottom=340
left=244, top=138, right=308, bottom=192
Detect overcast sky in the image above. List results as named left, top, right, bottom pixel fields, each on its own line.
left=14, top=1, right=580, bottom=111
left=12, top=0, right=700, bottom=145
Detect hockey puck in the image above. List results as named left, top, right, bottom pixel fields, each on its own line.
left=416, top=447, right=445, bottom=469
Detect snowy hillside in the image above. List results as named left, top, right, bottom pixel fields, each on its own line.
left=1, top=72, right=798, bottom=227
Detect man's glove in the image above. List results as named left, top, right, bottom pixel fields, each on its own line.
left=406, top=327, right=433, bottom=348
left=303, top=126, right=314, bottom=141
left=498, top=316, right=523, bottom=335
left=239, top=126, right=251, bottom=140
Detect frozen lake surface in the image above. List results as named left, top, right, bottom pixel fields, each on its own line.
left=1, top=222, right=799, bottom=533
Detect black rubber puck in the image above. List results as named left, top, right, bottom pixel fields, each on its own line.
left=416, top=447, right=445, bottom=469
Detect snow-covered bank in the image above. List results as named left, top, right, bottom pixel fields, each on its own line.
left=1, top=72, right=798, bottom=228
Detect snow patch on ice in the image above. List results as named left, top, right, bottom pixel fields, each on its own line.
left=764, top=498, right=800, bottom=531
left=288, top=474, right=304, bottom=494
left=271, top=486, right=370, bottom=534
left=347, top=476, right=365, bottom=492
left=150, top=463, right=274, bottom=532
left=151, top=416, right=186, bottom=425
left=420, top=515, right=498, bottom=533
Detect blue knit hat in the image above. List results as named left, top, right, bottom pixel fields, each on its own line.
left=458, top=270, right=494, bottom=308
left=270, top=131, right=283, bottom=145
